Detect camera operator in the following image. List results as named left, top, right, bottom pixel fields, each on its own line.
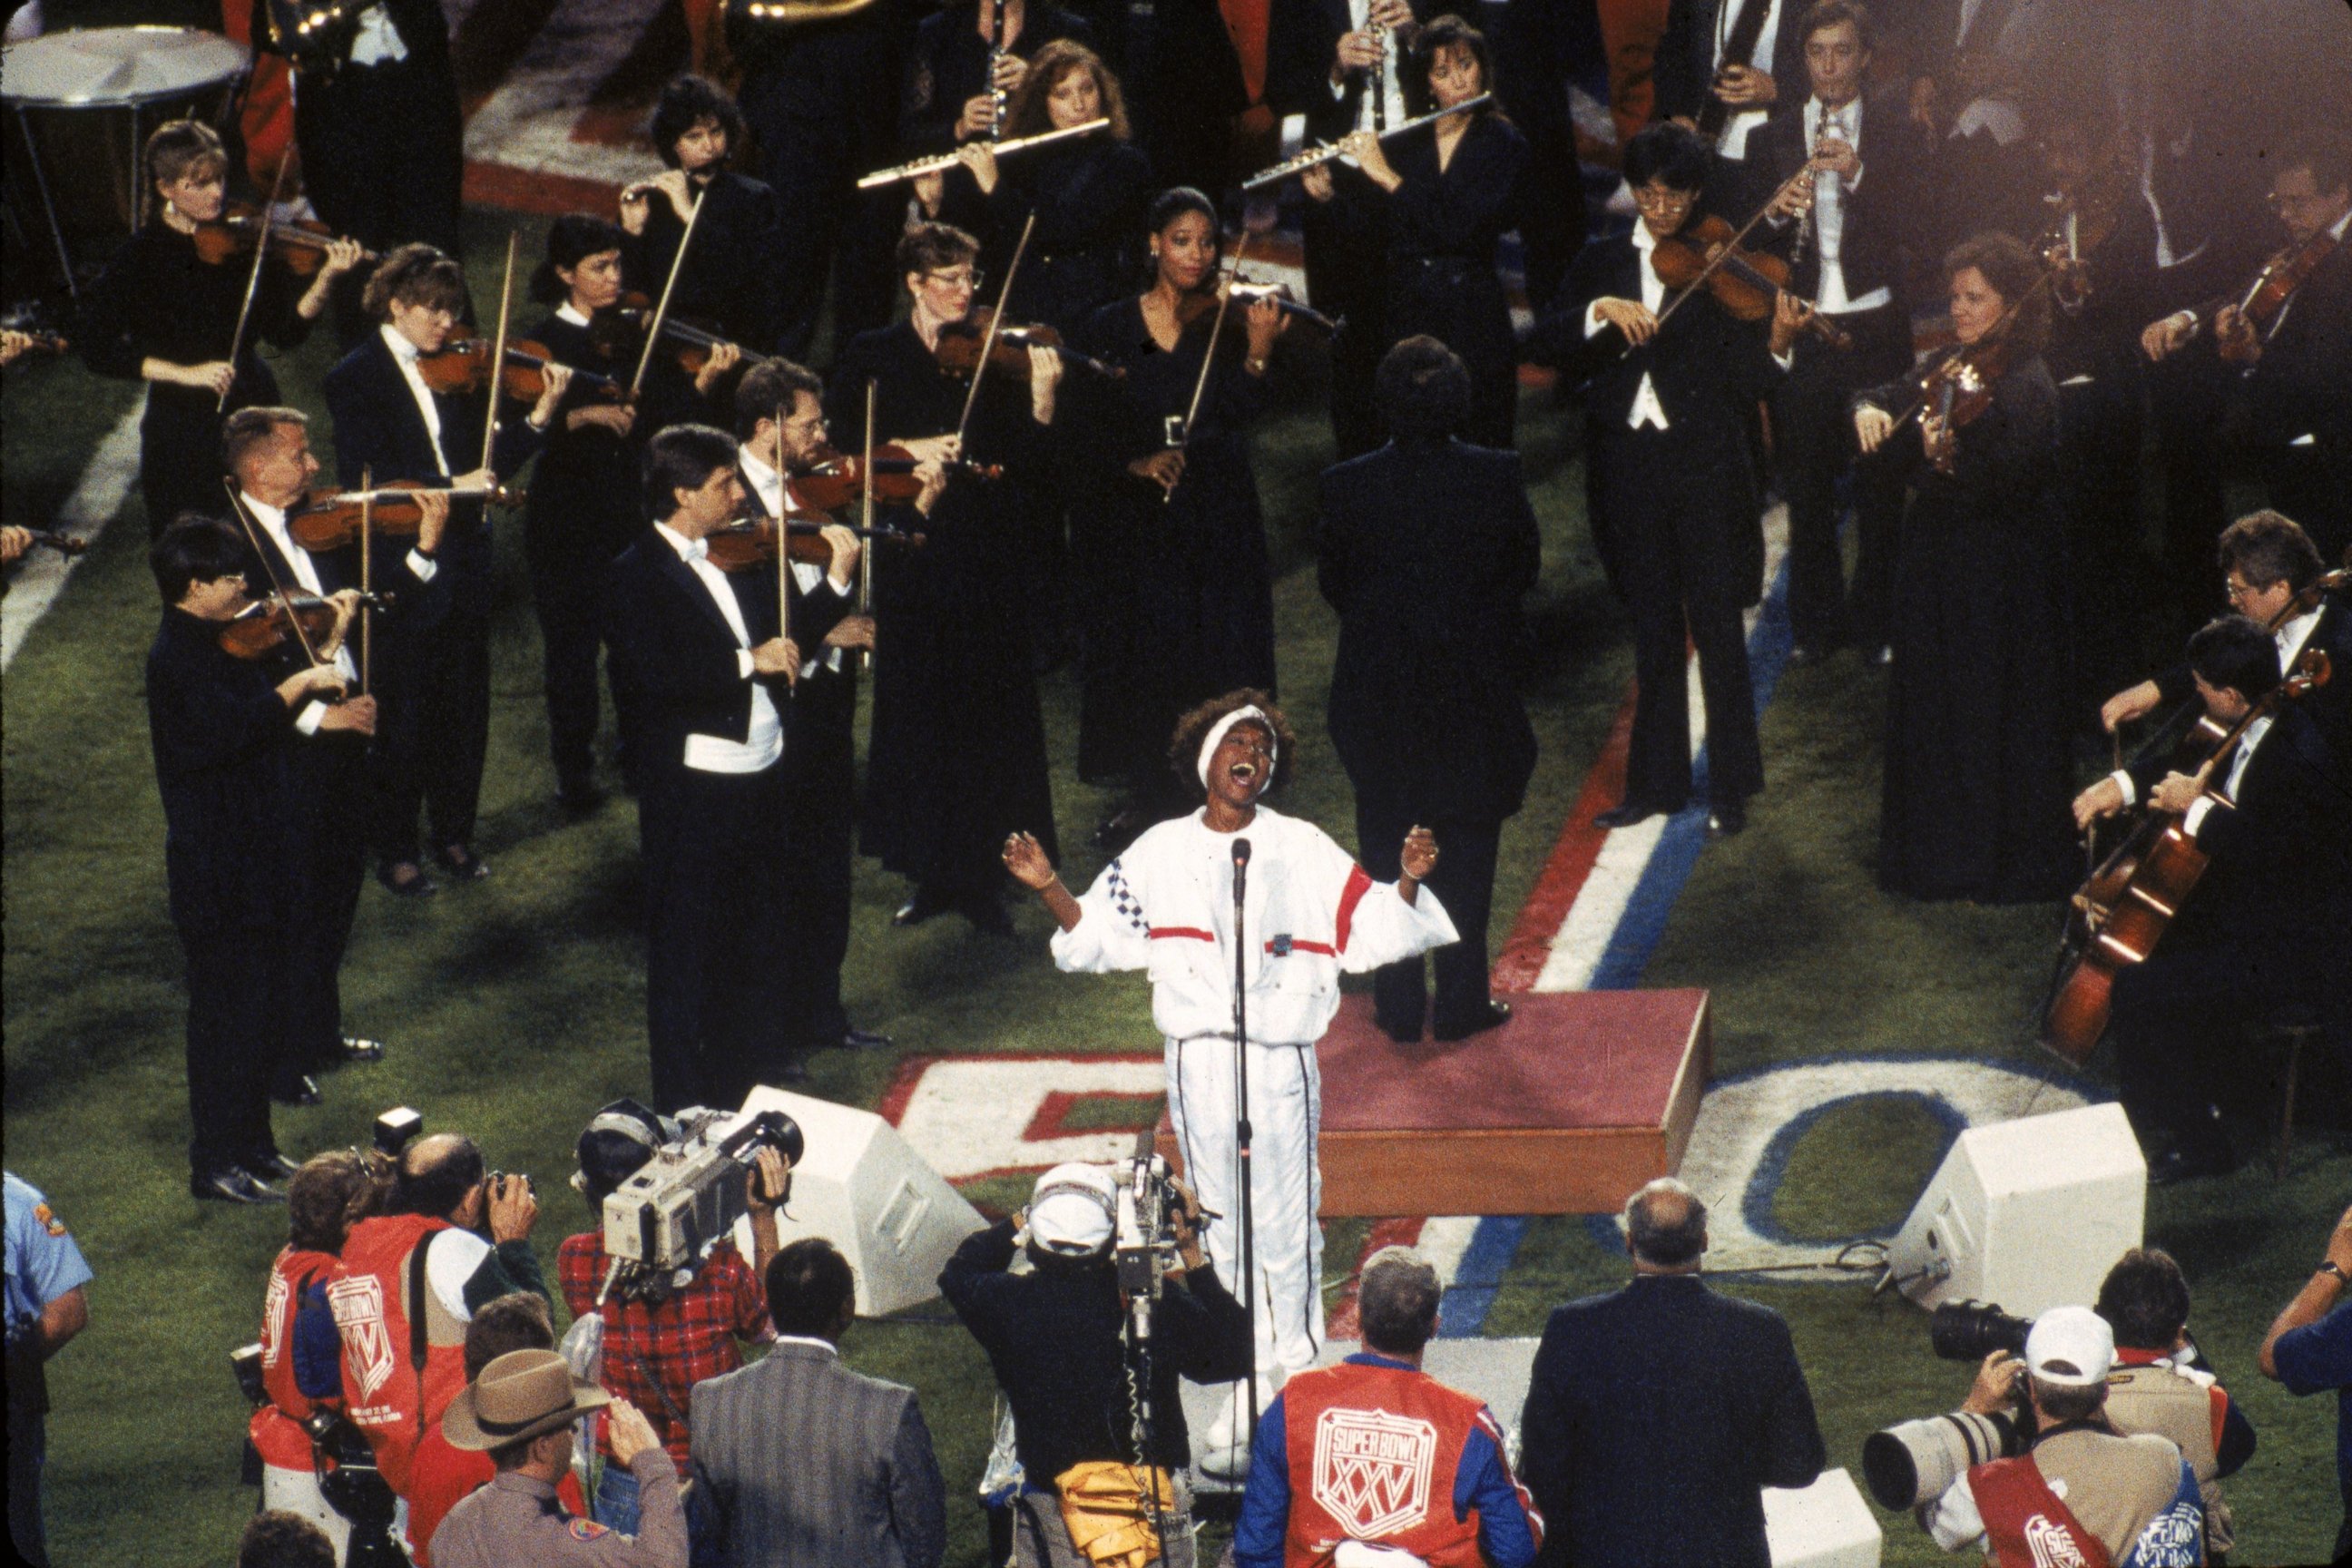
left=939, top=1162, right=1252, bottom=1567
left=251, top=1151, right=395, bottom=1558
left=1922, top=1307, right=2204, bottom=1568
left=407, top=1293, right=591, bottom=1566
left=2096, top=1249, right=2258, bottom=1558
left=556, top=1099, right=789, bottom=1533
left=330, top=1133, right=548, bottom=1506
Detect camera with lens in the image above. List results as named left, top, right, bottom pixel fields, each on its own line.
left=1930, top=1298, right=2034, bottom=1363
left=302, top=1409, right=406, bottom=1567
left=1862, top=1406, right=2029, bottom=1509
left=600, top=1107, right=804, bottom=1301
left=487, top=1169, right=536, bottom=1199
left=1112, top=1132, right=1186, bottom=1318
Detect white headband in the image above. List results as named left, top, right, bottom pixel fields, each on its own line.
left=1197, top=706, right=1277, bottom=787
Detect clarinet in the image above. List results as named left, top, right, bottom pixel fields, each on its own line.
left=1368, top=15, right=1388, bottom=133
left=987, top=2, right=1010, bottom=144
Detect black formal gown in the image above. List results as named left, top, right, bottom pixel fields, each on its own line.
left=622, top=171, right=789, bottom=355
left=933, top=135, right=1155, bottom=338
left=80, top=224, right=311, bottom=535
left=1069, top=297, right=1279, bottom=789
left=827, top=321, right=1060, bottom=901
left=1863, top=349, right=2078, bottom=903
left=1377, top=111, right=1529, bottom=449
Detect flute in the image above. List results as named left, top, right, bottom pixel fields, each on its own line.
left=1240, top=94, right=1493, bottom=191
left=858, top=118, right=1110, bottom=189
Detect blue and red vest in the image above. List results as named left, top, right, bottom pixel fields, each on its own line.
left=1280, top=1360, right=1495, bottom=1568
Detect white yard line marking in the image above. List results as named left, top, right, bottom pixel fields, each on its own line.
left=2, top=404, right=142, bottom=671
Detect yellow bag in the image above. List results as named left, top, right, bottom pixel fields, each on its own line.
left=1054, top=1460, right=1179, bottom=1568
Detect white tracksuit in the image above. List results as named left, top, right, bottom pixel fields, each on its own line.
left=1050, top=805, right=1457, bottom=1382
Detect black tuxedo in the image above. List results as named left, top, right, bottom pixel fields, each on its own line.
left=1656, top=0, right=1809, bottom=211
left=2147, top=599, right=2352, bottom=765
left=1534, top=230, right=1785, bottom=809
left=1318, top=437, right=1538, bottom=1036
left=2242, top=237, right=2352, bottom=562
left=323, top=332, right=544, bottom=867
left=1138, top=0, right=1348, bottom=196
left=145, top=608, right=303, bottom=1176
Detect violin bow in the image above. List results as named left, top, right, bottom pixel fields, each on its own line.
left=859, top=378, right=877, bottom=672
left=358, top=466, right=373, bottom=695
left=220, top=478, right=329, bottom=671
left=219, top=156, right=293, bottom=414
left=632, top=183, right=710, bottom=398
left=954, top=210, right=1038, bottom=451
left=479, top=232, right=519, bottom=487
left=1647, top=162, right=1813, bottom=338
left=1168, top=227, right=1257, bottom=505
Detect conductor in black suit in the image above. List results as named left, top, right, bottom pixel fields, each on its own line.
left=1529, top=122, right=1801, bottom=837
left=1519, top=1178, right=1826, bottom=1568
left=1318, top=338, right=1538, bottom=1043
left=605, top=426, right=856, bottom=1112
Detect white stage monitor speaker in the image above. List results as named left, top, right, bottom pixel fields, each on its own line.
left=730, top=1085, right=985, bottom=1318
left=1766, top=1469, right=1883, bottom=1568
left=1886, top=1102, right=2145, bottom=1318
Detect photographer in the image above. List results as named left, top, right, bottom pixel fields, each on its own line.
left=2096, top=1250, right=2257, bottom=1558
left=1922, top=1307, right=2204, bottom=1568
left=557, top=1099, right=788, bottom=1533
left=6, top=1171, right=93, bottom=1568
left=939, top=1162, right=1251, bottom=1567
left=331, top=1134, right=548, bottom=1504
left=250, top=1151, right=394, bottom=1558
left=407, top=1293, right=591, bottom=1564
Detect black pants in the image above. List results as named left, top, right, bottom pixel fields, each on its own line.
left=781, top=774, right=857, bottom=1053
left=7, top=1374, right=47, bottom=1568
left=181, top=921, right=286, bottom=1173
left=288, top=735, right=368, bottom=1075
left=1304, top=193, right=1389, bottom=463
left=2111, top=936, right=2320, bottom=1161
left=1356, top=801, right=1502, bottom=1039
left=745, top=90, right=900, bottom=359
left=1774, top=303, right=1909, bottom=652
left=530, top=555, right=637, bottom=789
left=640, top=763, right=795, bottom=1113
left=373, top=600, right=492, bottom=865
left=2058, top=355, right=2145, bottom=699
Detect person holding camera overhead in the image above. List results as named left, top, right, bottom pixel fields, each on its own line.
left=1920, top=1306, right=2204, bottom=1568
left=557, top=1100, right=790, bottom=1534
left=939, top=1160, right=1250, bottom=1567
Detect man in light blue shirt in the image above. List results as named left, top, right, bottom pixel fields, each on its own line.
left=6, top=1171, right=93, bottom=1567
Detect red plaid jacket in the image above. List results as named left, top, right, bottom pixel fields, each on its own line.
left=558, top=1231, right=773, bottom=1466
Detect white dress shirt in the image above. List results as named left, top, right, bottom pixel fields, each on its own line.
left=1803, top=95, right=1891, bottom=314
left=2181, top=712, right=2271, bottom=838
left=347, top=5, right=410, bottom=68
left=379, top=323, right=451, bottom=477
left=238, top=495, right=368, bottom=732
left=1587, top=223, right=1674, bottom=431
left=736, top=446, right=853, bottom=677
left=1710, top=0, right=1783, bottom=162
left=653, top=522, right=784, bottom=774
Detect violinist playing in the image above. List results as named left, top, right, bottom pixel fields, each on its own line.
left=2069, top=615, right=2349, bottom=1185
left=1069, top=188, right=1289, bottom=851
left=619, top=75, right=789, bottom=359
left=222, top=407, right=422, bottom=1110
left=2144, top=132, right=2352, bottom=564
left=732, top=360, right=896, bottom=1064
left=80, top=120, right=364, bottom=536
left=324, top=243, right=566, bottom=897
left=1854, top=231, right=2074, bottom=903
left=1527, top=122, right=1803, bottom=839
left=828, top=221, right=1063, bottom=933
left=144, top=516, right=353, bottom=1204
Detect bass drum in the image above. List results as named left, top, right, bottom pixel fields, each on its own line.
left=2, top=26, right=251, bottom=295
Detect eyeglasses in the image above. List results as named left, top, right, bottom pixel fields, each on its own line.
left=925, top=269, right=983, bottom=290
left=2221, top=579, right=2269, bottom=603
left=1631, top=186, right=1697, bottom=211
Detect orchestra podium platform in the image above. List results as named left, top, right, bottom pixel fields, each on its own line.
left=1159, top=988, right=1710, bottom=1217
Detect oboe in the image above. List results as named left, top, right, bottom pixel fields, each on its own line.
left=1240, top=93, right=1493, bottom=191
left=1368, top=15, right=1387, bottom=132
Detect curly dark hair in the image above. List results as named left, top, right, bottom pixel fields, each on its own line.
left=287, top=1149, right=395, bottom=1253
left=651, top=74, right=746, bottom=169
left=1167, top=689, right=1298, bottom=799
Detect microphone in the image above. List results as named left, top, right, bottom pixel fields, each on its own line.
left=1231, top=838, right=1251, bottom=869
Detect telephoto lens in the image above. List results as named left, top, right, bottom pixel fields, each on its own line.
left=1861, top=1409, right=2027, bottom=1509
left=1928, top=1299, right=2034, bottom=1363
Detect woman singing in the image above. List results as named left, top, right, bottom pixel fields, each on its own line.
left=1070, top=189, right=1289, bottom=848
left=82, top=121, right=362, bottom=535
left=1308, top=15, right=1527, bottom=448
left=1855, top=232, right=2075, bottom=902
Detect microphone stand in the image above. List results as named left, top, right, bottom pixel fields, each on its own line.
left=1230, top=838, right=1259, bottom=1452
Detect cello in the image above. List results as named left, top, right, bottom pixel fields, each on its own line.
left=2039, top=646, right=2333, bottom=1065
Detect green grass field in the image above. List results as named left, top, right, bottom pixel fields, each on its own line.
left=5, top=204, right=2345, bottom=1565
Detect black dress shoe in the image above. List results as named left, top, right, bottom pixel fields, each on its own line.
left=191, top=1167, right=281, bottom=1204
left=1375, top=1014, right=1425, bottom=1044
left=1707, top=801, right=1749, bottom=838
left=377, top=861, right=437, bottom=898
left=2149, top=1146, right=2236, bottom=1186
left=964, top=896, right=1014, bottom=936
left=338, top=1034, right=385, bottom=1063
left=1434, top=1000, right=1514, bottom=1042
left=557, top=778, right=605, bottom=817
left=840, top=1027, right=895, bottom=1052
left=774, top=1057, right=811, bottom=1084
left=433, top=844, right=491, bottom=882
left=270, top=1073, right=323, bottom=1107
left=893, top=887, right=949, bottom=926
left=243, top=1152, right=302, bottom=1181
left=1594, top=800, right=1678, bottom=830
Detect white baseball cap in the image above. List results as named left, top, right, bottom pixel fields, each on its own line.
left=1028, top=1163, right=1116, bottom=1255
left=2024, top=1305, right=2115, bottom=1387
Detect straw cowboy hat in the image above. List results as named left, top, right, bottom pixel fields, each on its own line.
left=440, top=1348, right=611, bottom=1451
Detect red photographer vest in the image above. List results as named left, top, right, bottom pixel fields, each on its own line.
left=1972, top=1455, right=2115, bottom=1568
left=331, top=1214, right=467, bottom=1496
left=251, top=1245, right=339, bottom=1471
left=1279, top=1360, right=1492, bottom=1568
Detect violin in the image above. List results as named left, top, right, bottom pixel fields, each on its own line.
left=1172, top=281, right=1341, bottom=336
left=191, top=202, right=374, bottom=276
left=1867, top=334, right=2017, bottom=474
left=285, top=480, right=521, bottom=551
left=2034, top=154, right=2138, bottom=304
left=787, top=445, right=1003, bottom=512
left=414, top=338, right=624, bottom=403
left=218, top=592, right=345, bottom=662
left=702, top=515, right=926, bottom=573
left=2041, top=646, right=2332, bottom=1065
left=1650, top=216, right=1852, bottom=350
left=2178, top=227, right=2341, bottom=345
left=933, top=308, right=1124, bottom=380
left=597, top=294, right=768, bottom=379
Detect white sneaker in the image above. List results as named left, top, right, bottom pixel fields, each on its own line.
left=1199, top=1440, right=1251, bottom=1481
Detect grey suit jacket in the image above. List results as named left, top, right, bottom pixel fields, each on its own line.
left=689, top=1341, right=947, bottom=1568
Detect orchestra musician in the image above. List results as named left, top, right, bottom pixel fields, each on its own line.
left=1754, top=0, right=1928, bottom=665
left=603, top=425, right=850, bottom=1112
left=323, top=244, right=567, bottom=897
left=1070, top=188, right=1289, bottom=849
left=620, top=75, right=789, bottom=358
left=80, top=121, right=362, bottom=537
left=1656, top=0, right=1808, bottom=218
left=730, top=360, right=890, bottom=1062
left=1531, top=122, right=1801, bottom=840
left=1855, top=231, right=2075, bottom=903
left=900, top=0, right=1094, bottom=158
left=1306, top=15, right=1526, bottom=450
left=828, top=222, right=1063, bottom=932
left=2071, top=614, right=2348, bottom=1184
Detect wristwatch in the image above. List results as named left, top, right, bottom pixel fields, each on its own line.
left=2319, top=1260, right=2347, bottom=1282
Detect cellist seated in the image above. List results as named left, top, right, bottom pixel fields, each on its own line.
left=2071, top=615, right=2346, bottom=1186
